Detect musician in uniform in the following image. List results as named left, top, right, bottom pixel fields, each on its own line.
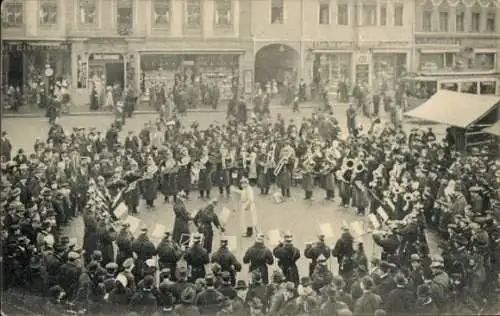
left=197, top=146, right=213, bottom=200
left=131, top=227, right=157, bottom=280
left=302, top=156, right=315, bottom=200
left=156, top=232, right=183, bottom=281
left=184, top=232, right=210, bottom=283
left=257, top=146, right=273, bottom=195
left=337, top=158, right=354, bottom=208
left=142, top=157, right=159, bottom=209
left=160, top=150, right=178, bottom=203
left=278, top=142, right=295, bottom=199
left=304, top=233, right=332, bottom=277
left=116, top=223, right=135, bottom=267
left=273, top=233, right=301, bottom=286
left=177, top=148, right=192, bottom=199
left=215, top=147, right=231, bottom=198
left=172, top=191, right=192, bottom=245
left=123, top=162, right=141, bottom=214
left=232, top=177, right=258, bottom=238
left=193, top=198, right=225, bottom=254
left=243, top=234, right=274, bottom=284
left=211, top=237, right=242, bottom=286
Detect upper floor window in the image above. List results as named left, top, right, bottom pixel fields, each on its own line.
left=79, top=0, right=96, bottom=25
left=422, top=10, right=432, bottom=31
left=486, top=12, right=496, bottom=32
left=186, top=0, right=201, bottom=29
left=439, top=11, right=448, bottom=32
left=39, top=0, right=57, bottom=25
left=153, top=0, right=171, bottom=27
left=456, top=11, right=464, bottom=32
left=117, top=0, right=133, bottom=35
left=1, top=0, right=23, bottom=28
left=271, top=0, right=284, bottom=24
left=319, top=1, right=330, bottom=25
left=215, top=0, right=232, bottom=27
left=337, top=4, right=349, bottom=25
left=380, top=5, right=387, bottom=26
left=471, top=12, right=480, bottom=32
left=394, top=3, right=403, bottom=26
left=363, top=5, right=376, bottom=26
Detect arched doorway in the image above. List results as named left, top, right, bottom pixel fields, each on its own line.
left=254, top=44, right=299, bottom=88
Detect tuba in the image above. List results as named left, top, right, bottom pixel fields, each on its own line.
left=344, top=159, right=355, bottom=170
left=274, top=151, right=292, bottom=176
left=355, top=162, right=366, bottom=174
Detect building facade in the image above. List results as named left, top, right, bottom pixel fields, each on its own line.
left=1, top=0, right=254, bottom=106
left=2, top=0, right=499, bottom=106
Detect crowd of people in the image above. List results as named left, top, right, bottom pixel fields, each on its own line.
left=1, top=89, right=500, bottom=316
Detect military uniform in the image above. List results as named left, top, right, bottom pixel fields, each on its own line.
left=184, top=238, right=210, bottom=282
left=211, top=239, right=242, bottom=286
left=243, top=237, right=274, bottom=284
left=193, top=203, right=223, bottom=254
left=304, top=239, right=332, bottom=277
left=273, top=235, right=300, bottom=286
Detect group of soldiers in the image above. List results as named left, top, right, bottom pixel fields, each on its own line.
left=1, top=103, right=500, bottom=315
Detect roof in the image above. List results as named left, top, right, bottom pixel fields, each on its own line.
left=404, top=90, right=500, bottom=128
left=483, top=121, right=500, bottom=137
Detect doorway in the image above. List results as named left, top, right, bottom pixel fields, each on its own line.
left=105, top=63, right=125, bottom=89
left=7, top=51, right=23, bottom=90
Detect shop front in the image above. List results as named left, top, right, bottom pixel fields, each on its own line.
left=308, top=41, right=355, bottom=98
left=71, top=40, right=137, bottom=107
left=2, top=40, right=71, bottom=93
left=139, top=52, right=241, bottom=100
left=372, top=52, right=408, bottom=92
left=415, top=37, right=498, bottom=75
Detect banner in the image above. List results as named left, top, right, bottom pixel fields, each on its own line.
left=113, top=202, right=128, bottom=219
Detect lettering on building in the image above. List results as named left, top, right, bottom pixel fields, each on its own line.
left=312, top=41, right=354, bottom=50
left=416, top=37, right=497, bottom=48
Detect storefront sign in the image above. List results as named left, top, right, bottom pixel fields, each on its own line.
left=360, top=41, right=411, bottom=48
left=92, top=54, right=122, bottom=60
left=312, top=41, right=354, bottom=50
left=416, top=37, right=497, bottom=48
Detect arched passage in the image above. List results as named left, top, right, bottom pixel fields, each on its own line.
left=254, top=44, right=299, bottom=88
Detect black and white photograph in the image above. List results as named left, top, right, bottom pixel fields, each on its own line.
left=1, top=0, right=500, bottom=315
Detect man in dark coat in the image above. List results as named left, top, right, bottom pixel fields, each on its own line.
left=172, top=191, right=192, bottom=245
left=156, top=232, right=183, bottom=281
left=184, top=233, right=210, bottom=283
left=332, top=226, right=355, bottom=274
left=193, top=199, right=224, bottom=254
left=304, top=233, right=332, bottom=277
left=195, top=273, right=224, bottom=316
left=211, top=237, right=242, bottom=286
left=386, top=274, right=415, bottom=316
left=243, top=234, right=274, bottom=284
left=129, top=275, right=158, bottom=314
left=124, top=131, right=140, bottom=153
left=131, top=227, right=157, bottom=280
left=0, top=131, right=12, bottom=161
left=116, top=223, right=135, bottom=267
left=57, top=251, right=82, bottom=301
left=273, top=233, right=301, bottom=286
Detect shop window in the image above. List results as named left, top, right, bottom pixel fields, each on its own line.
left=271, top=0, right=284, bottom=24
left=420, top=53, right=444, bottom=71
left=319, top=1, right=330, bottom=25
left=39, top=0, right=57, bottom=26
left=215, top=0, right=232, bottom=27
left=456, top=11, right=464, bottom=32
left=380, top=5, right=387, bottom=26
left=153, top=0, right=171, bottom=27
left=337, top=4, right=348, bottom=25
left=486, top=12, right=496, bottom=32
left=79, top=0, right=96, bottom=25
left=439, top=11, right=448, bottom=32
left=471, top=12, right=480, bottom=32
left=394, top=3, right=403, bottom=26
left=117, top=0, right=133, bottom=35
left=186, top=0, right=201, bottom=28
left=362, top=5, right=376, bottom=26
left=422, top=11, right=432, bottom=31
left=2, top=0, right=23, bottom=28
left=475, top=53, right=495, bottom=70
left=480, top=81, right=496, bottom=95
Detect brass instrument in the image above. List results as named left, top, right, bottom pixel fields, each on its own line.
left=403, top=192, right=413, bottom=202
left=274, top=150, right=293, bottom=176
left=354, top=162, right=366, bottom=174
left=345, top=159, right=355, bottom=170
left=264, top=145, right=276, bottom=174
left=179, top=156, right=191, bottom=167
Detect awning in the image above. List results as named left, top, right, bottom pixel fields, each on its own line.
left=404, top=90, right=500, bottom=128
left=483, top=121, right=500, bottom=137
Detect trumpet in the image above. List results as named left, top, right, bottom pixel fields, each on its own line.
left=354, top=162, right=366, bottom=174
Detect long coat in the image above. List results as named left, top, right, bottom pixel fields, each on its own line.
left=172, top=200, right=191, bottom=244
left=273, top=244, right=301, bottom=286
left=243, top=243, right=274, bottom=284
left=177, top=163, right=192, bottom=192
left=198, top=161, right=213, bottom=191
left=214, top=164, right=230, bottom=188
left=302, top=172, right=315, bottom=191
left=141, top=177, right=158, bottom=201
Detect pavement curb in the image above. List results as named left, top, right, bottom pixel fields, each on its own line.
left=1, top=105, right=324, bottom=119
